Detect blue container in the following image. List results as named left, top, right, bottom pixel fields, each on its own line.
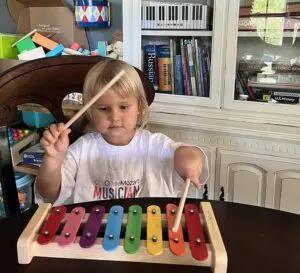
left=22, top=111, right=54, bottom=128
left=0, top=172, right=33, bottom=217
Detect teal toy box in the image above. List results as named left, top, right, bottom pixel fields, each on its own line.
left=22, top=111, right=55, bottom=128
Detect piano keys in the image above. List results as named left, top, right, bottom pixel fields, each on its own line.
left=141, top=3, right=210, bottom=30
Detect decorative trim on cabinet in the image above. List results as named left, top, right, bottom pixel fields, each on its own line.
left=149, top=124, right=300, bottom=159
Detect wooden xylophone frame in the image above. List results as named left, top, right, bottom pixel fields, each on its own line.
left=17, top=202, right=227, bottom=273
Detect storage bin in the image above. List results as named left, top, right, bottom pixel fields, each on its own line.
left=0, top=172, right=33, bottom=217
left=0, top=33, right=22, bottom=59
left=22, top=111, right=55, bottom=128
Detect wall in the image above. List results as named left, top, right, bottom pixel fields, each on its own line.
left=0, top=0, right=123, bottom=50
left=0, top=0, right=16, bottom=33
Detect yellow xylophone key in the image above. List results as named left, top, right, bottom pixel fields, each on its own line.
left=146, top=205, right=163, bottom=256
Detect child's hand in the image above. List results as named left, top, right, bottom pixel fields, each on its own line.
left=174, top=146, right=205, bottom=189
left=40, top=123, right=71, bottom=160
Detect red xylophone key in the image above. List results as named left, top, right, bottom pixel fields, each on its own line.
left=184, top=204, right=208, bottom=261
left=37, top=206, right=67, bottom=245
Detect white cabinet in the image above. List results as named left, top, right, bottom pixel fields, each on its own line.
left=217, top=150, right=300, bottom=213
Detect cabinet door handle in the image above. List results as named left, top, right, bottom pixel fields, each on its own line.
left=220, top=186, right=225, bottom=201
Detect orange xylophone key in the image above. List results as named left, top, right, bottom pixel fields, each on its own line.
left=37, top=206, right=66, bottom=245
left=184, top=204, right=208, bottom=261
left=166, top=204, right=185, bottom=256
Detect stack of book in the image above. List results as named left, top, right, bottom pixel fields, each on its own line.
left=236, top=60, right=300, bottom=104
left=143, top=37, right=211, bottom=97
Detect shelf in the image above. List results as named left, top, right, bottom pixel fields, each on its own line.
left=141, top=30, right=212, bottom=36
left=238, top=31, right=300, bottom=38
left=248, top=82, right=300, bottom=90
left=14, top=163, right=39, bottom=176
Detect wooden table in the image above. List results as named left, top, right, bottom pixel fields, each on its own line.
left=1, top=198, right=299, bottom=273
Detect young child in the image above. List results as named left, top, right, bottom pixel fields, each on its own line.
left=35, top=59, right=209, bottom=205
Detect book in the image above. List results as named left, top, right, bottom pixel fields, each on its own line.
left=143, top=44, right=159, bottom=91
left=21, top=143, right=45, bottom=165
left=157, top=45, right=172, bottom=93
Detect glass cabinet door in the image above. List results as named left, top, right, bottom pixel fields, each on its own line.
left=224, top=0, right=300, bottom=116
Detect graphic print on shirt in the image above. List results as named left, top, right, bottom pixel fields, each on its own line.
left=92, top=164, right=142, bottom=200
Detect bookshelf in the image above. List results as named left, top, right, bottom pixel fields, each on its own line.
left=123, top=0, right=227, bottom=109
left=123, top=0, right=300, bottom=214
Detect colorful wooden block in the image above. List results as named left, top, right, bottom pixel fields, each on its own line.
left=63, top=48, right=82, bottom=55
left=15, top=37, right=36, bottom=53
left=98, top=41, right=108, bottom=56
left=32, top=33, right=58, bottom=51
left=46, top=44, right=64, bottom=57
left=17, top=47, right=46, bottom=61
left=70, top=43, right=80, bottom=51
left=83, top=49, right=90, bottom=56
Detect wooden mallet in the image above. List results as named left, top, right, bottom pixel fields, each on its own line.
left=172, top=178, right=191, bottom=232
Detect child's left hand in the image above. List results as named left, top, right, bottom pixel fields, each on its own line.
left=174, top=146, right=205, bottom=189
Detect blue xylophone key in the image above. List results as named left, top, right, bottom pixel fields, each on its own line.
left=103, top=205, right=124, bottom=251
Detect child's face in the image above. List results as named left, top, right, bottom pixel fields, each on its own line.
left=91, top=90, right=139, bottom=145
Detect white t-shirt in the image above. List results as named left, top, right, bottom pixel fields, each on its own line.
left=35, top=129, right=209, bottom=206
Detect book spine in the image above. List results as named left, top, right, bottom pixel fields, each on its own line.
left=157, top=45, right=172, bottom=93
left=170, top=38, right=175, bottom=94
left=175, top=55, right=184, bottom=95
left=271, top=95, right=300, bottom=104
left=143, top=44, right=159, bottom=91
left=186, top=42, right=197, bottom=96
left=183, top=43, right=191, bottom=95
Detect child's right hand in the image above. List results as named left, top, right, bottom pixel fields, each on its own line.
left=40, top=123, right=71, bottom=160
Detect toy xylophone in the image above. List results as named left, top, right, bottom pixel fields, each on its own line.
left=17, top=202, right=227, bottom=273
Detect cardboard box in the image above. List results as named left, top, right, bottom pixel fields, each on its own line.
left=7, top=0, right=89, bottom=49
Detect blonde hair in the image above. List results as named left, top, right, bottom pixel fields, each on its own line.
left=82, top=58, right=149, bottom=129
